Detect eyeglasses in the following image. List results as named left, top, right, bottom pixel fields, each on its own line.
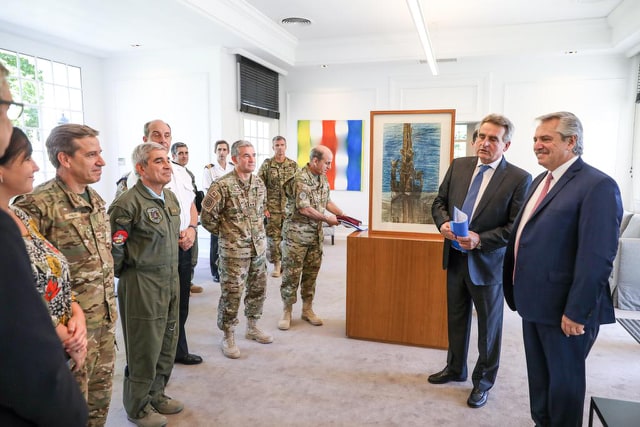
left=0, top=99, right=25, bottom=120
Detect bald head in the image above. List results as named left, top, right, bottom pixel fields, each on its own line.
left=143, top=120, right=172, bottom=149
left=309, top=145, right=333, bottom=176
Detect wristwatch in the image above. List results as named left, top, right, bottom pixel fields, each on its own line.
left=188, top=224, right=198, bottom=231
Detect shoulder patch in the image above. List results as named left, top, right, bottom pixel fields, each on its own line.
left=112, top=230, right=128, bottom=246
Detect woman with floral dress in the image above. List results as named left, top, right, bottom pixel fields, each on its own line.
left=0, top=127, right=86, bottom=371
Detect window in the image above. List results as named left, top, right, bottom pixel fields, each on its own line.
left=0, top=49, right=84, bottom=185
left=453, top=122, right=478, bottom=158
left=237, top=55, right=280, bottom=119
left=242, top=115, right=276, bottom=168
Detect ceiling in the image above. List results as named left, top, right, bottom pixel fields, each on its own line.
left=1, top=0, right=639, bottom=72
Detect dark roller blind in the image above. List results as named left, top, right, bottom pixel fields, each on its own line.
left=237, top=55, right=280, bottom=119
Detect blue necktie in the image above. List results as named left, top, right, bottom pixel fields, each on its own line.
left=461, top=164, right=490, bottom=219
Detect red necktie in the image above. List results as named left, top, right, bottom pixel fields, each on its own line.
left=531, top=172, right=553, bottom=213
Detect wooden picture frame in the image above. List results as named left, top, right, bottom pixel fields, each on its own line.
left=368, top=109, right=455, bottom=237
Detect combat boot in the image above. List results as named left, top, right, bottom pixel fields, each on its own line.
left=302, top=300, right=323, bottom=326
left=278, top=303, right=292, bottom=330
left=127, top=404, right=167, bottom=427
left=150, top=393, right=184, bottom=415
left=271, top=261, right=281, bottom=277
left=221, top=328, right=241, bottom=359
left=246, top=318, right=273, bottom=343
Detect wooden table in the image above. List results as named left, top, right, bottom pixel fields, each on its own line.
left=346, top=231, right=448, bottom=349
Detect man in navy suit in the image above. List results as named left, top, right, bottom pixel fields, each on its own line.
left=503, top=111, right=622, bottom=427
left=431, top=113, right=531, bottom=408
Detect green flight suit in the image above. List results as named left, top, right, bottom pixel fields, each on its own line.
left=108, top=180, right=181, bottom=419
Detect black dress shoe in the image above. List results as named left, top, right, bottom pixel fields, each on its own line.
left=428, top=367, right=467, bottom=384
left=175, top=353, right=203, bottom=365
left=467, top=388, right=489, bottom=408
left=212, top=274, right=220, bottom=283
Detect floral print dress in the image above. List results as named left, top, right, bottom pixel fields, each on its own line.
left=12, top=206, right=73, bottom=327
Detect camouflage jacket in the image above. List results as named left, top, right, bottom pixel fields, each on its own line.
left=282, top=164, right=331, bottom=245
left=14, top=177, right=117, bottom=328
left=201, top=170, right=267, bottom=258
left=257, top=157, right=299, bottom=214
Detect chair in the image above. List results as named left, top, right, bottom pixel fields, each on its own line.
left=323, top=223, right=335, bottom=245
left=610, top=211, right=640, bottom=310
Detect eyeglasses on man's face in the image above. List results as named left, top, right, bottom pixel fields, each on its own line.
left=0, top=99, right=25, bottom=120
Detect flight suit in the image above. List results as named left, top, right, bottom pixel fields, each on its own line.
left=108, top=180, right=180, bottom=419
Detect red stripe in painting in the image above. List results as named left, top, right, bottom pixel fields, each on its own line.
left=321, top=120, right=337, bottom=188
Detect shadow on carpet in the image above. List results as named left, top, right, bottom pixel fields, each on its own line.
left=617, top=318, right=640, bottom=344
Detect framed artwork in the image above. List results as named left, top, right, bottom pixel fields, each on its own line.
left=297, top=119, right=363, bottom=191
left=369, top=109, right=455, bottom=236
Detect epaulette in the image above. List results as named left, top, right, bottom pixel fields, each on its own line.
left=205, top=164, right=214, bottom=169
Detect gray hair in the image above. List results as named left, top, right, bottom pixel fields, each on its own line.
left=231, top=140, right=253, bottom=157
left=132, top=142, right=166, bottom=176
left=479, top=113, right=515, bottom=143
left=46, top=124, right=99, bottom=169
left=536, top=111, right=584, bottom=156
left=272, top=135, right=286, bottom=144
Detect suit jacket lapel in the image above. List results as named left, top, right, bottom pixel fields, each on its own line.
left=473, top=157, right=506, bottom=221
left=453, top=157, right=478, bottom=209
left=529, top=157, right=583, bottom=220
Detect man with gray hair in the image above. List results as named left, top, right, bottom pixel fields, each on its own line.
left=503, top=111, right=622, bottom=426
left=15, top=123, right=117, bottom=426
left=108, top=142, right=184, bottom=427
left=201, top=140, right=273, bottom=359
left=277, top=145, right=343, bottom=331
left=430, top=113, right=531, bottom=409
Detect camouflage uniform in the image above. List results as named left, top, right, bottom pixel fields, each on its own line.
left=15, top=177, right=117, bottom=427
left=258, top=157, right=298, bottom=263
left=280, top=164, right=331, bottom=306
left=108, top=180, right=181, bottom=419
left=200, top=170, right=268, bottom=330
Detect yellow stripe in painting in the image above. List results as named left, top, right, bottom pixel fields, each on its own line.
left=297, top=120, right=311, bottom=166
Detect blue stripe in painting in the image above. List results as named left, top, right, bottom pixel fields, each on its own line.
left=346, top=120, right=362, bottom=191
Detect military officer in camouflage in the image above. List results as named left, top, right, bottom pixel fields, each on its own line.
left=257, top=136, right=299, bottom=278
left=14, top=124, right=117, bottom=427
left=109, top=143, right=184, bottom=427
left=278, top=145, right=343, bottom=330
left=201, top=140, right=273, bottom=359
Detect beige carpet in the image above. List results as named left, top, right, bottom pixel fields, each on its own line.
left=106, top=235, right=640, bottom=427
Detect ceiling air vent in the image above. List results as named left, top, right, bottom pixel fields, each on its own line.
left=281, top=17, right=312, bottom=25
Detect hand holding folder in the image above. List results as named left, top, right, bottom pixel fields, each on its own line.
left=450, top=206, right=469, bottom=251
left=336, top=215, right=367, bottom=231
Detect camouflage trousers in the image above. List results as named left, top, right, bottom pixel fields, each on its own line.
left=265, top=212, right=285, bottom=263
left=280, top=239, right=323, bottom=305
left=73, top=317, right=116, bottom=427
left=217, top=255, right=267, bottom=330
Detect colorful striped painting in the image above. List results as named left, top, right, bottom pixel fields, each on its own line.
left=297, top=120, right=363, bottom=191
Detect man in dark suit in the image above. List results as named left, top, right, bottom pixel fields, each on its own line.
left=503, top=111, right=622, bottom=427
left=431, top=113, right=531, bottom=408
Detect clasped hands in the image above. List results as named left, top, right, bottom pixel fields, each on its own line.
left=179, top=226, right=197, bottom=251
left=440, top=222, right=481, bottom=250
